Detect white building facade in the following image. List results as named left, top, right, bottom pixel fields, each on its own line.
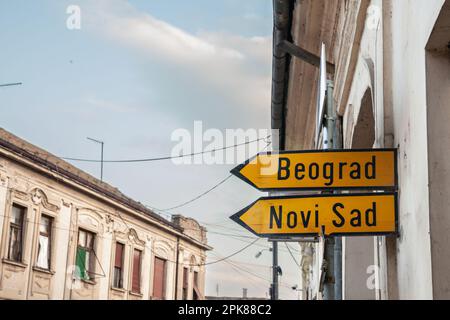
left=271, top=0, right=450, bottom=299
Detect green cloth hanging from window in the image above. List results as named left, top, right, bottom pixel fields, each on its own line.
left=75, top=247, right=87, bottom=280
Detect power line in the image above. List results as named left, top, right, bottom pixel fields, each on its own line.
left=208, top=231, right=260, bottom=240
left=112, top=204, right=260, bottom=267
left=217, top=254, right=293, bottom=290
left=147, top=140, right=272, bottom=212
left=285, top=243, right=301, bottom=268
left=159, top=174, right=233, bottom=211
left=61, top=136, right=270, bottom=163
left=200, top=238, right=259, bottom=266
left=212, top=253, right=270, bottom=293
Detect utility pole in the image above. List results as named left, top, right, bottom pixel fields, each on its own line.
left=322, top=80, right=343, bottom=300
left=333, top=86, right=343, bottom=300
left=272, top=241, right=279, bottom=300
left=87, top=137, right=104, bottom=181
left=322, top=80, right=335, bottom=300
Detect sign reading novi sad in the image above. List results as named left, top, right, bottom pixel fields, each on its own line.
left=231, top=149, right=397, bottom=191
left=230, top=193, right=397, bottom=237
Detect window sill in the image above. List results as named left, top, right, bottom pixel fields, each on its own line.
left=80, top=279, right=96, bottom=286
left=33, top=266, right=55, bottom=275
left=111, top=287, right=126, bottom=293
left=2, top=259, right=27, bottom=269
left=129, top=291, right=143, bottom=297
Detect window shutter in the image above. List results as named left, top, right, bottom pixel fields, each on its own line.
left=115, top=243, right=124, bottom=268
left=153, top=257, right=166, bottom=299
left=132, top=250, right=141, bottom=293
left=193, top=271, right=201, bottom=300
left=183, top=267, right=189, bottom=288
left=76, top=247, right=87, bottom=279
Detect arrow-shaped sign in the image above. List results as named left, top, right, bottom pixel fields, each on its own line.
left=230, top=193, right=397, bottom=237
left=231, top=149, right=397, bottom=191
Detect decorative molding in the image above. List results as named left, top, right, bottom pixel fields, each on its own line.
left=9, top=175, right=29, bottom=193
left=153, top=239, right=174, bottom=260
left=113, top=220, right=128, bottom=235
left=104, top=214, right=114, bottom=233
left=78, top=214, right=100, bottom=230
left=0, top=172, right=7, bottom=187
left=105, top=214, right=114, bottom=225
left=77, top=207, right=104, bottom=221
left=11, top=188, right=30, bottom=202
left=62, top=199, right=71, bottom=208
left=128, top=228, right=145, bottom=246
left=30, top=188, right=60, bottom=212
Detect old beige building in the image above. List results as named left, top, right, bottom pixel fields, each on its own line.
left=0, top=128, right=211, bottom=300
left=271, top=0, right=450, bottom=299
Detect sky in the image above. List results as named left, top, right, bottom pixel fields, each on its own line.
left=0, top=0, right=300, bottom=299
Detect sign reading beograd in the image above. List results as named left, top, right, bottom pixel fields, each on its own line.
left=230, top=193, right=397, bottom=237
left=230, top=149, right=399, bottom=237
left=231, top=149, right=397, bottom=191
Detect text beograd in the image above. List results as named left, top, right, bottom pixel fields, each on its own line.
left=277, top=155, right=377, bottom=186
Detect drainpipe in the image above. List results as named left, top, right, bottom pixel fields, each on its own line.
left=174, top=236, right=180, bottom=300
left=272, top=0, right=293, bottom=150
left=270, top=0, right=293, bottom=302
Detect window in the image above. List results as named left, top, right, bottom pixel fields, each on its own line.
left=113, top=243, right=124, bottom=288
left=75, top=229, right=95, bottom=281
left=153, top=257, right=166, bottom=300
left=36, top=215, right=52, bottom=269
left=182, top=267, right=189, bottom=300
left=131, top=249, right=142, bottom=293
left=193, top=271, right=201, bottom=300
left=8, top=204, right=25, bottom=262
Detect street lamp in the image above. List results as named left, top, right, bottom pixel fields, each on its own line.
left=87, top=137, right=104, bottom=181
left=255, top=247, right=282, bottom=300
left=292, top=285, right=305, bottom=300
left=0, top=82, right=22, bottom=88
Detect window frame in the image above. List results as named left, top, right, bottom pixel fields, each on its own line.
left=8, top=203, right=26, bottom=263
left=193, top=270, right=201, bottom=300
left=152, top=256, right=167, bottom=300
left=131, top=248, right=142, bottom=294
left=182, top=267, right=189, bottom=300
left=76, top=228, right=96, bottom=281
left=112, top=242, right=125, bottom=289
left=36, top=214, right=53, bottom=270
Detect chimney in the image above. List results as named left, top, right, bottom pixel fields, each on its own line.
left=243, top=288, right=248, bottom=299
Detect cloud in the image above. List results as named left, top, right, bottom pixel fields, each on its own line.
left=83, top=0, right=272, bottom=123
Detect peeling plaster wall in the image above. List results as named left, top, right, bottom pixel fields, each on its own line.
left=426, top=0, right=450, bottom=298
left=340, top=0, right=384, bottom=300
left=388, top=0, right=446, bottom=300
left=339, top=0, right=447, bottom=300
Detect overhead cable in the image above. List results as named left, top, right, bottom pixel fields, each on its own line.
left=61, top=136, right=270, bottom=163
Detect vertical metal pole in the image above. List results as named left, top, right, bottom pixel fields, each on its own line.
left=272, top=241, right=279, bottom=300
left=100, top=141, right=104, bottom=182
left=329, top=80, right=343, bottom=300
left=323, top=80, right=335, bottom=300
left=87, top=137, right=104, bottom=182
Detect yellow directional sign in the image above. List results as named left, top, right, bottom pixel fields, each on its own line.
left=231, top=149, right=397, bottom=191
left=230, top=193, right=397, bottom=237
